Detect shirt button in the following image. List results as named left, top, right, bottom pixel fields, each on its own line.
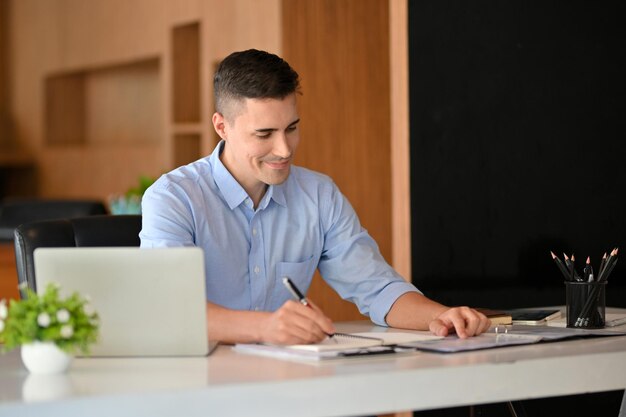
left=252, top=228, right=257, bottom=236
left=254, top=266, right=260, bottom=274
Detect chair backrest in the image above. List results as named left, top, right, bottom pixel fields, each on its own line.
left=0, top=199, right=108, bottom=242
left=14, top=215, right=142, bottom=298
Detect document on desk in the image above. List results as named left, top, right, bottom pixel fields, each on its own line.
left=402, top=325, right=626, bottom=353
left=500, top=324, right=626, bottom=340
left=404, top=333, right=543, bottom=353
left=233, top=332, right=442, bottom=361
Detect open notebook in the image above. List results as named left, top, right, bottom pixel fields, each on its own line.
left=233, top=331, right=442, bottom=361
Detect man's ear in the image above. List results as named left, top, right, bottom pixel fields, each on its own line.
left=212, top=112, right=227, bottom=139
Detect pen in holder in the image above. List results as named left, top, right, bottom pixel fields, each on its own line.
left=565, top=281, right=606, bottom=328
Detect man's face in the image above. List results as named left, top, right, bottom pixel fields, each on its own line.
left=213, top=94, right=300, bottom=201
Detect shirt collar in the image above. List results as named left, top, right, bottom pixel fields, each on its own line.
left=210, top=140, right=288, bottom=210
left=266, top=181, right=287, bottom=208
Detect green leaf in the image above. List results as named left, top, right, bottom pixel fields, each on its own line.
left=125, top=175, right=157, bottom=198
left=0, top=283, right=100, bottom=354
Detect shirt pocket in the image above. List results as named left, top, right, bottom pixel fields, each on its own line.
left=274, top=255, right=318, bottom=305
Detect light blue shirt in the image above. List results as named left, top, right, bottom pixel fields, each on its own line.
left=139, top=141, right=419, bottom=325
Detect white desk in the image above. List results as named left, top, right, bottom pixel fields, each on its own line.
left=2, top=311, right=626, bottom=417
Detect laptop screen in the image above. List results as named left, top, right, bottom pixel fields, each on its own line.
left=34, top=247, right=214, bottom=357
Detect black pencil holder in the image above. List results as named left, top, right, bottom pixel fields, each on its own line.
left=565, top=281, right=606, bottom=328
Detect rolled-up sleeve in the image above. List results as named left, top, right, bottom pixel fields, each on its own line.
left=139, top=179, right=196, bottom=248
left=317, top=181, right=421, bottom=326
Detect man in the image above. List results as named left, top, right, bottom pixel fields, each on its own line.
left=140, top=49, right=490, bottom=345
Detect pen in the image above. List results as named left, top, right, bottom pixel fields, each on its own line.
left=282, top=277, right=310, bottom=306
left=282, top=277, right=340, bottom=339
left=583, top=256, right=594, bottom=282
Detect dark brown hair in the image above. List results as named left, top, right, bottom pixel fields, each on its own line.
left=213, top=49, right=300, bottom=116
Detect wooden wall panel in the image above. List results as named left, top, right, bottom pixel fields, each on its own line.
left=165, top=0, right=202, bottom=26
left=390, top=0, right=411, bottom=281
left=57, top=0, right=165, bottom=69
left=282, top=0, right=392, bottom=321
left=0, top=244, right=19, bottom=301
left=38, top=146, right=163, bottom=200
left=0, top=0, right=9, bottom=147
left=173, top=134, right=202, bottom=167
left=203, top=0, right=282, bottom=59
left=9, top=0, right=62, bottom=152
left=45, top=72, right=86, bottom=146
left=85, top=59, right=162, bottom=145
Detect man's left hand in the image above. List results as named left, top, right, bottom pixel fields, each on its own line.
left=429, top=307, right=491, bottom=338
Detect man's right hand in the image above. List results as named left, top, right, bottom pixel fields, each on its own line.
left=260, top=300, right=336, bottom=345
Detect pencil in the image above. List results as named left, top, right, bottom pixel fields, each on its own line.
left=551, top=251, right=571, bottom=281
left=564, top=253, right=582, bottom=281
left=598, top=248, right=618, bottom=283
left=563, top=253, right=572, bottom=279
left=576, top=249, right=619, bottom=327
left=598, top=252, right=608, bottom=279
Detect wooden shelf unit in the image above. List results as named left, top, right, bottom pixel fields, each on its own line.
left=172, top=22, right=201, bottom=123
left=173, top=133, right=202, bottom=167
left=172, top=123, right=202, bottom=135
left=171, top=21, right=202, bottom=166
left=45, top=58, right=162, bottom=147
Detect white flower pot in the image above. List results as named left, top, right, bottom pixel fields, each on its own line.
left=22, top=373, right=74, bottom=402
left=21, top=341, right=73, bottom=374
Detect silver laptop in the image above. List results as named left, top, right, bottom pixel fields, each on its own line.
left=34, top=247, right=216, bottom=357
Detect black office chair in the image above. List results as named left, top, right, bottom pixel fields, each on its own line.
left=0, top=198, right=108, bottom=242
left=13, top=215, right=142, bottom=298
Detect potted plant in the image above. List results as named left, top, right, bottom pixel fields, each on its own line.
left=108, top=174, right=157, bottom=215
left=0, top=283, right=99, bottom=374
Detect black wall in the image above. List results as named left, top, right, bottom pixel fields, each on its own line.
left=409, top=1, right=626, bottom=309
